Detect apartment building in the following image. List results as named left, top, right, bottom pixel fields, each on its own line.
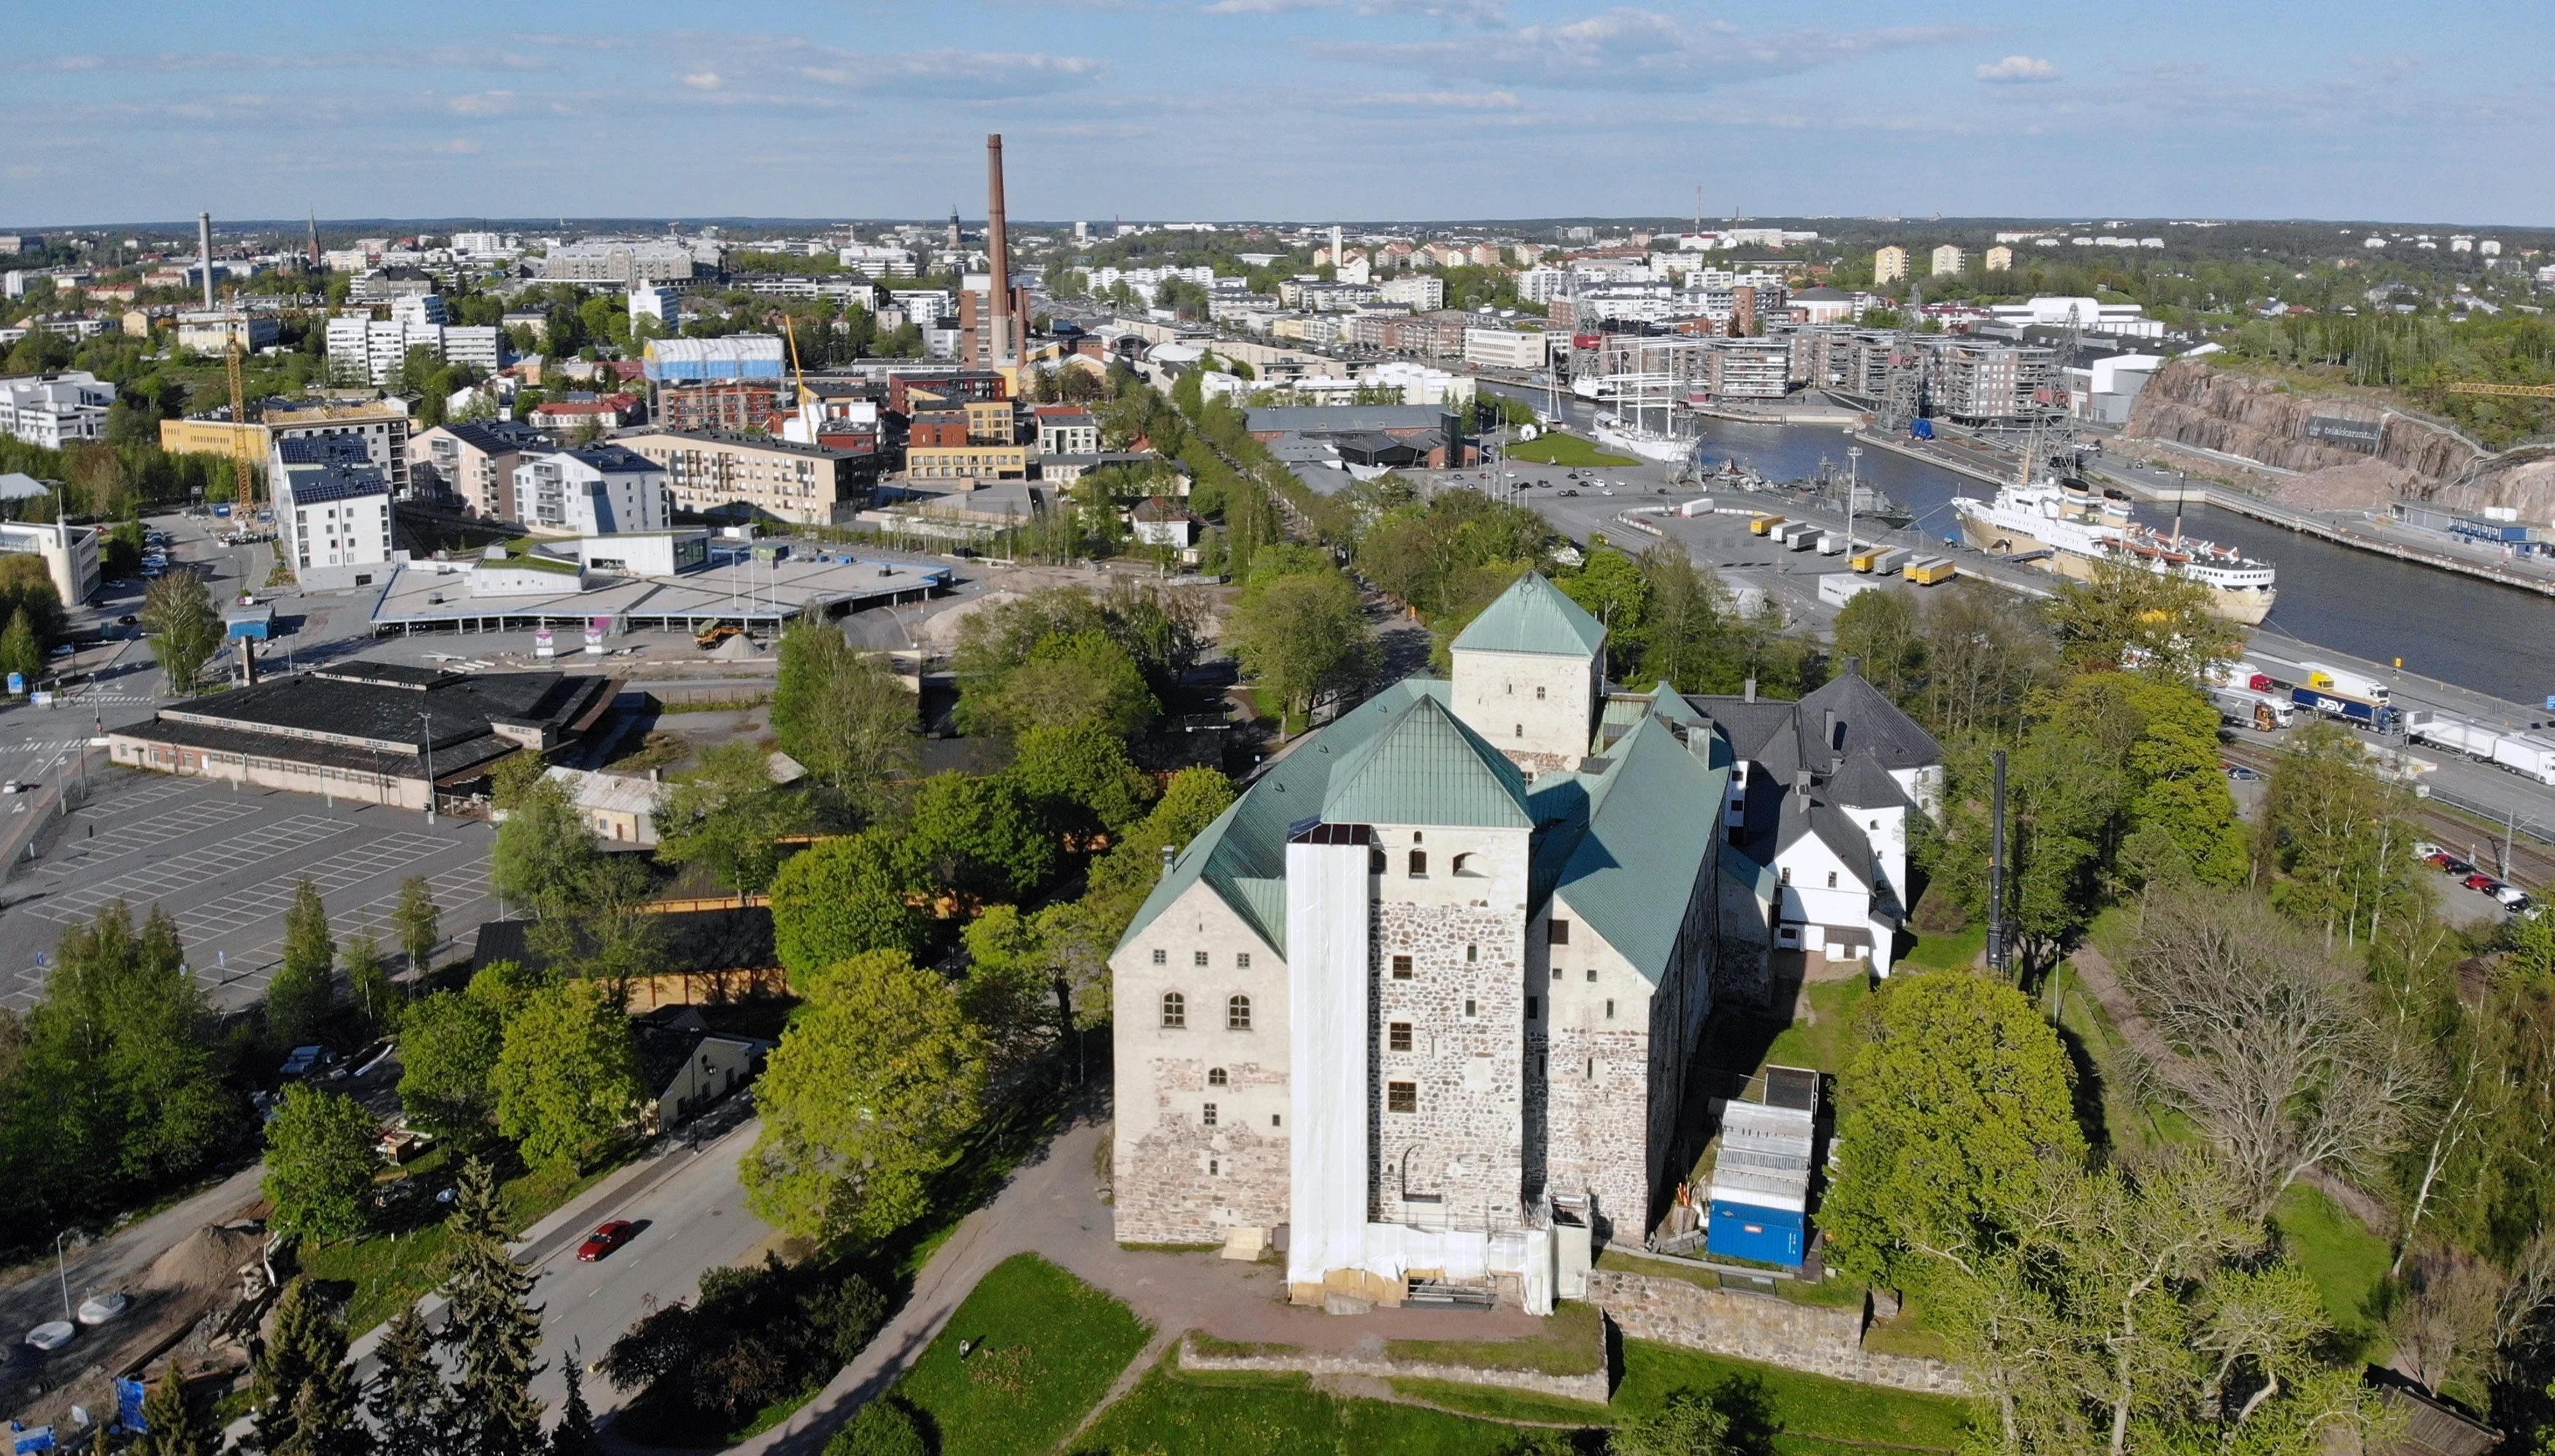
left=1378, top=275, right=1446, bottom=311
left=272, top=436, right=394, bottom=574
left=511, top=445, right=672, bottom=535
left=1874, top=247, right=1909, bottom=285
left=540, top=239, right=704, bottom=287
left=1934, top=342, right=2053, bottom=421
left=613, top=428, right=874, bottom=527
left=1931, top=246, right=1967, bottom=277
left=1032, top=407, right=1099, bottom=457
left=410, top=420, right=548, bottom=520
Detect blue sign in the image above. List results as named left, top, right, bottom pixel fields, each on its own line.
left=14, top=1425, right=56, bottom=1454
left=5, top=673, right=20, bottom=696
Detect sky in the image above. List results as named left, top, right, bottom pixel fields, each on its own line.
left=6, top=0, right=2551, bottom=229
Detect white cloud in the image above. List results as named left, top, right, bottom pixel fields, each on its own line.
left=1352, top=90, right=1521, bottom=109
left=1310, top=10, right=1985, bottom=92
left=1975, top=54, right=2059, bottom=83
left=681, top=71, right=725, bottom=89
left=1199, top=0, right=1336, bottom=12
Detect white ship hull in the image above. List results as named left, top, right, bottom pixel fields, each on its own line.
left=1594, top=421, right=1691, bottom=464
left=1956, top=496, right=2276, bottom=626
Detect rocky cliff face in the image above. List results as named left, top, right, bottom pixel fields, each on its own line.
left=2124, top=361, right=2482, bottom=482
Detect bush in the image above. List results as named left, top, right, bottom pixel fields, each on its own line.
left=602, top=1255, right=892, bottom=1438
left=826, top=1397, right=929, bottom=1456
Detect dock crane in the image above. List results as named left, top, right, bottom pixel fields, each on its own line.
left=1877, top=285, right=1926, bottom=434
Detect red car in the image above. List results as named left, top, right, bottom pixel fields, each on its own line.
left=2424, top=851, right=2456, bottom=870
left=2464, top=872, right=2502, bottom=894
left=576, top=1221, right=637, bottom=1262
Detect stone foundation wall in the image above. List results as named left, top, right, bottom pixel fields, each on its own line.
left=1584, top=1269, right=1970, bottom=1395
left=1180, top=1336, right=1612, bottom=1406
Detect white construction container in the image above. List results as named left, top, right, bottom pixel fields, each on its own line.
left=2408, top=715, right=2505, bottom=760
left=1817, top=573, right=1880, bottom=607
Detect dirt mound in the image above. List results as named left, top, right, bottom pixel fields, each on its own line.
left=142, top=1225, right=264, bottom=1296
left=711, top=632, right=766, bottom=660
left=915, top=589, right=1020, bottom=651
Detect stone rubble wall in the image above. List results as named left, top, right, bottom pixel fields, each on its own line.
left=1583, top=1268, right=1970, bottom=1395
left=1178, top=1335, right=1613, bottom=1405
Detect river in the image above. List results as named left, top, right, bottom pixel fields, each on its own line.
left=1483, top=384, right=2555, bottom=707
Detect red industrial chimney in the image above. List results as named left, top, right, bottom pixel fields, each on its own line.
left=986, top=133, right=1015, bottom=368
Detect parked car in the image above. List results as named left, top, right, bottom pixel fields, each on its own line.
left=2464, top=872, right=2502, bottom=893
left=2224, top=764, right=2263, bottom=782
left=2495, top=885, right=2534, bottom=912
left=2414, top=841, right=2446, bottom=860
left=576, top=1220, right=637, bottom=1262
left=2424, top=850, right=2456, bottom=870
left=279, top=1045, right=336, bottom=1079
left=1559, top=489, right=1579, bottom=497
left=2442, top=857, right=2477, bottom=877
left=117, top=615, right=137, bottom=627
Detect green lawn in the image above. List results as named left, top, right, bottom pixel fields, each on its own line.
left=881, top=1254, right=1153, bottom=1456
left=1894, top=924, right=1984, bottom=973
left=1385, top=1298, right=1603, bottom=1376
left=1503, top=432, right=1636, bottom=468
left=1616, top=1341, right=1978, bottom=1453
left=1761, top=977, right=1870, bottom=1074
left=300, top=1154, right=609, bottom=1334
left=1071, top=1358, right=1543, bottom=1456
left=2271, top=1183, right=2393, bottom=1359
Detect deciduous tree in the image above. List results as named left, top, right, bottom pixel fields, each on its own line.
left=491, top=775, right=600, bottom=918
left=768, top=829, right=929, bottom=977
left=396, top=990, right=505, bottom=1145
left=772, top=623, right=921, bottom=812
left=267, top=877, right=337, bottom=1047
left=907, top=771, right=1057, bottom=902
left=491, top=981, right=645, bottom=1172
left=393, top=874, right=440, bottom=974
left=263, top=1085, right=382, bottom=1244
left=139, top=566, right=222, bottom=694
left=744, top=949, right=989, bottom=1241
left=655, top=740, right=812, bottom=894
left=1229, top=567, right=1369, bottom=735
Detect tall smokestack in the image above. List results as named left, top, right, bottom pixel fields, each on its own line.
left=1331, top=224, right=1342, bottom=269
left=198, top=211, right=215, bottom=308
left=986, top=134, right=1014, bottom=368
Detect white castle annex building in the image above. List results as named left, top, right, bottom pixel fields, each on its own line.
left=1108, top=574, right=1940, bottom=1312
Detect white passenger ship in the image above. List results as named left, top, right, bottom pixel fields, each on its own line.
left=1953, top=477, right=2278, bottom=625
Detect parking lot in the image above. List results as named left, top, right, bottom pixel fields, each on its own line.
left=0, top=769, right=500, bottom=1014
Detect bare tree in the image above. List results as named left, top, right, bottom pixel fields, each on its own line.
left=2118, top=887, right=2431, bottom=1216
left=2391, top=1249, right=2510, bottom=1395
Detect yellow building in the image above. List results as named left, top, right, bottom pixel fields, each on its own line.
left=963, top=398, right=1018, bottom=446
left=1931, top=245, right=1967, bottom=277
left=1873, top=246, right=1909, bottom=285
left=159, top=416, right=269, bottom=458
left=906, top=444, right=1029, bottom=481
left=1985, top=246, right=2014, bottom=273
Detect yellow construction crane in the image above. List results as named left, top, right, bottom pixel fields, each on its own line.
left=2445, top=381, right=2555, bottom=398
left=223, top=285, right=260, bottom=514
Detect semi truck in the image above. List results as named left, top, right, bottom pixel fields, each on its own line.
left=2210, top=660, right=2278, bottom=694
left=1749, top=515, right=1787, bottom=536
left=1905, top=557, right=1958, bottom=585
left=2292, top=685, right=2402, bottom=733
left=2408, top=715, right=2505, bottom=760
left=2299, top=661, right=2391, bottom=704
left=2491, top=733, right=2555, bottom=786
left=2210, top=687, right=2294, bottom=731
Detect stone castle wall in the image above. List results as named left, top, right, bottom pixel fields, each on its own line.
left=1585, top=1268, right=1970, bottom=1395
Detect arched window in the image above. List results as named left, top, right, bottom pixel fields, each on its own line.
left=1408, top=850, right=1428, bottom=877
left=1160, top=991, right=1186, bottom=1028
left=1452, top=852, right=1478, bottom=877
left=1208, top=1066, right=1228, bottom=1086
left=1226, top=994, right=1253, bottom=1031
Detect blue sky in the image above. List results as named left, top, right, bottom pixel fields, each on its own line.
left=6, top=1, right=2549, bottom=228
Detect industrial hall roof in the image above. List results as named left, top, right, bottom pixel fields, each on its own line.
left=1449, top=571, right=1607, bottom=660
left=140, top=662, right=615, bottom=757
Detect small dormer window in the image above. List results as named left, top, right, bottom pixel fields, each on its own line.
left=1827, top=871, right=1839, bottom=888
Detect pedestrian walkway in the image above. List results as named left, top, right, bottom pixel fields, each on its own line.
left=721, top=1095, right=1546, bottom=1456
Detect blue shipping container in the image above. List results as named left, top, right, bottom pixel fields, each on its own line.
left=1705, top=1200, right=1807, bottom=1267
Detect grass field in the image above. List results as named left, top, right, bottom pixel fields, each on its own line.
left=1761, top=977, right=1870, bottom=1074
left=1072, top=1358, right=1557, bottom=1456
left=881, top=1254, right=1153, bottom=1456
left=1502, top=433, right=1636, bottom=468
left=1616, top=1342, right=1978, bottom=1452
left=1895, top=924, right=1985, bottom=973
left=300, top=1154, right=607, bottom=1333
left=2271, top=1183, right=2393, bottom=1359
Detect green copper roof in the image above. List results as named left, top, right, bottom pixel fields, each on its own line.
left=1545, top=710, right=1730, bottom=985
left=1448, top=572, right=1607, bottom=660
left=1323, top=694, right=1532, bottom=830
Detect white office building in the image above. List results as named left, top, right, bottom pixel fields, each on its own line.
left=0, top=371, right=115, bottom=447
left=390, top=294, right=448, bottom=327
left=629, top=287, right=681, bottom=330
left=272, top=437, right=396, bottom=575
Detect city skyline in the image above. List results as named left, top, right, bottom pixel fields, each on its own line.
left=7, top=0, right=2552, bottom=227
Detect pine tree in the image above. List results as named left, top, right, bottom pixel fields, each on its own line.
left=549, top=1341, right=602, bottom=1456
left=276, top=1368, right=371, bottom=1456
left=133, top=1366, right=217, bottom=1456
left=366, top=1306, right=449, bottom=1456
left=248, top=1279, right=328, bottom=1455
left=438, top=1157, right=547, bottom=1456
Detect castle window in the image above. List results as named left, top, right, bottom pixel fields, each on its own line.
left=1515, top=724, right=1524, bottom=738
left=1551, top=965, right=1563, bottom=982
left=1464, top=998, right=1478, bottom=1017
left=1392, top=954, right=1414, bottom=979
left=1202, top=1102, right=1218, bottom=1127
left=1409, top=850, right=1427, bottom=877
left=1161, top=992, right=1186, bottom=1028
left=1466, top=944, right=1478, bottom=963
left=1388, top=1081, right=1418, bottom=1114
left=1526, top=996, right=1539, bottom=1020
left=1452, top=852, right=1478, bottom=877
left=1236, top=952, right=1251, bottom=969
left=1871, top=819, right=1881, bottom=831
left=1370, top=847, right=1386, bottom=873
left=1390, top=1022, right=1413, bottom=1052
left=1826, top=871, right=1838, bottom=888
left=1537, top=685, right=1547, bottom=700
left=1209, top=1158, right=1219, bottom=1175
left=1194, top=950, right=1210, bottom=967
left=1586, top=967, right=1597, bottom=982
left=1605, top=998, right=1615, bottom=1020
left=1272, top=1114, right=1282, bottom=1128
left=1586, top=1058, right=1596, bottom=1079
left=1150, top=949, right=1166, bottom=966
left=1208, top=1066, right=1228, bottom=1087
left=1227, top=995, right=1253, bottom=1031
left=1549, top=919, right=1570, bottom=945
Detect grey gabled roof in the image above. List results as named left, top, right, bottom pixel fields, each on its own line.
left=1451, top=572, right=1607, bottom=660
left=1774, top=785, right=1874, bottom=889
left=1826, top=751, right=1911, bottom=811
left=1794, top=672, right=1940, bottom=771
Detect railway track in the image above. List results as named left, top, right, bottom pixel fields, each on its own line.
left=2218, top=737, right=2555, bottom=892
